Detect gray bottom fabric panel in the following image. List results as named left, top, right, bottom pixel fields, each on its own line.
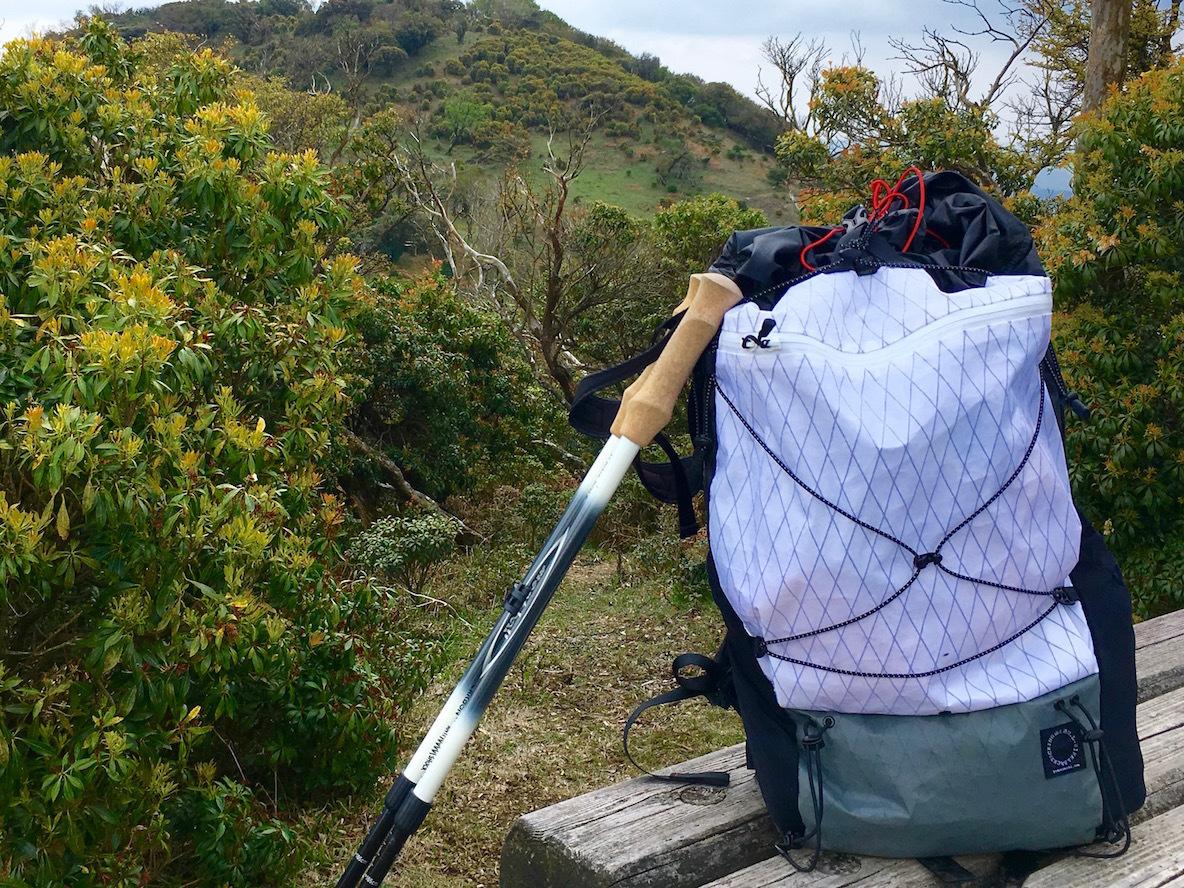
left=790, top=673, right=1104, bottom=857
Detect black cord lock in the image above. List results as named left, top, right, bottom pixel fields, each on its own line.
left=913, top=551, right=943, bottom=570
left=801, top=716, right=835, bottom=751
left=1052, top=586, right=1079, bottom=605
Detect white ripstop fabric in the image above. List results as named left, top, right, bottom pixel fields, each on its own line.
left=708, top=267, right=1098, bottom=716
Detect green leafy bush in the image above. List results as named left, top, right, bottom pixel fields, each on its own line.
left=349, top=513, right=460, bottom=595
left=1038, top=57, right=1184, bottom=617
left=349, top=265, right=553, bottom=502
left=0, top=22, right=404, bottom=885
left=651, top=193, right=767, bottom=276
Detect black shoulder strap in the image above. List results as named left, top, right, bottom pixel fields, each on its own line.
left=621, top=651, right=733, bottom=788
left=568, top=311, right=704, bottom=538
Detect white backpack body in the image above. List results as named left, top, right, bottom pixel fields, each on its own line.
left=709, top=266, right=1098, bottom=716
left=572, top=171, right=1144, bottom=867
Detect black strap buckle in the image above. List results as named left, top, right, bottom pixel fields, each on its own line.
left=1052, top=586, right=1078, bottom=605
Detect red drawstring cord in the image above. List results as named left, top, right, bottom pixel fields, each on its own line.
left=869, top=178, right=910, bottom=217
left=798, top=165, right=928, bottom=272
left=872, top=165, right=926, bottom=252
left=799, top=225, right=843, bottom=272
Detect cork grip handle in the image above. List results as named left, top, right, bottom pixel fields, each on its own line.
left=612, top=272, right=743, bottom=446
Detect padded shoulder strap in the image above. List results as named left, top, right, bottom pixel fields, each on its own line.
left=569, top=312, right=704, bottom=538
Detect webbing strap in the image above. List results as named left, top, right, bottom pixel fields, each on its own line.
left=568, top=311, right=702, bottom=538
left=621, top=652, right=732, bottom=787
left=916, top=857, right=977, bottom=884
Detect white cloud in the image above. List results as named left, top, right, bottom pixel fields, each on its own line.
left=0, top=0, right=91, bottom=45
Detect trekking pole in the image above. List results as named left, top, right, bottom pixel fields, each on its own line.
left=338, top=272, right=743, bottom=888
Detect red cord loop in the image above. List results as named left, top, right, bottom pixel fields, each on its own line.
left=798, top=165, right=928, bottom=272
left=871, top=165, right=926, bottom=253
left=799, top=225, right=843, bottom=273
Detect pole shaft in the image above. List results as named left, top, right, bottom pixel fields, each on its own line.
left=340, top=437, right=639, bottom=886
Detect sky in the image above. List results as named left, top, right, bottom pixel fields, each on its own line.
left=533, top=0, right=1021, bottom=103
left=1, top=0, right=1027, bottom=107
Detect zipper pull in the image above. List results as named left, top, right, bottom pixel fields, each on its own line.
left=741, top=318, right=777, bottom=350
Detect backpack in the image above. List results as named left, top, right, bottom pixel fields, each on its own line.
left=569, top=169, right=1146, bottom=870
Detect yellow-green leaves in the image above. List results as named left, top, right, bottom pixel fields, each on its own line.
left=0, top=20, right=390, bottom=887
left=55, top=497, right=69, bottom=540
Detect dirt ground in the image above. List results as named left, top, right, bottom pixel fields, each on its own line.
left=298, top=554, right=744, bottom=887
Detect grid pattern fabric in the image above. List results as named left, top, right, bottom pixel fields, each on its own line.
left=709, top=268, right=1098, bottom=715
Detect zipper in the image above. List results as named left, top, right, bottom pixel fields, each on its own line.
left=718, top=292, right=1051, bottom=366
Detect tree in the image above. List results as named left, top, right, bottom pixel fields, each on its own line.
left=238, top=72, right=352, bottom=155
left=327, top=19, right=404, bottom=113
left=347, top=265, right=553, bottom=504
left=441, top=93, right=493, bottom=152
left=334, top=107, right=418, bottom=259
left=1027, top=0, right=1177, bottom=132
left=1037, top=57, right=1184, bottom=616
left=655, top=135, right=703, bottom=191
left=1082, top=0, right=1133, bottom=111
left=390, top=110, right=671, bottom=401
left=394, top=11, right=441, bottom=56
left=652, top=193, right=767, bottom=276
left=754, top=34, right=827, bottom=132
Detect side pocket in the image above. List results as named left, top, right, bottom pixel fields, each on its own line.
left=793, top=675, right=1105, bottom=857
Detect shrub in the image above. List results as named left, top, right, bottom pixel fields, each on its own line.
left=471, top=117, right=531, bottom=163
left=1038, top=57, right=1184, bottom=617
left=349, top=513, right=459, bottom=595
left=0, top=22, right=402, bottom=885
left=348, top=266, right=553, bottom=502
left=651, top=193, right=768, bottom=277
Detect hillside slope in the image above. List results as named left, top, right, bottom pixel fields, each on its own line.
left=105, top=0, right=791, bottom=218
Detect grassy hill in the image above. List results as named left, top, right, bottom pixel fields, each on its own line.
left=104, top=0, right=791, bottom=218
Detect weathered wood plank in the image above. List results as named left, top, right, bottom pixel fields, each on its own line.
left=1024, top=803, right=1184, bottom=887
left=501, top=609, right=1184, bottom=888
left=1134, top=610, right=1184, bottom=650
left=700, top=854, right=1000, bottom=888
left=501, top=745, right=779, bottom=887
left=1136, top=611, right=1184, bottom=703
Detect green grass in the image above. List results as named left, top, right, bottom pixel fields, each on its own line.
left=415, top=125, right=786, bottom=221
left=297, top=543, right=743, bottom=887
left=357, top=29, right=788, bottom=220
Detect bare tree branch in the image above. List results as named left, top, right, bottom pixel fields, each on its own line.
left=755, top=34, right=828, bottom=132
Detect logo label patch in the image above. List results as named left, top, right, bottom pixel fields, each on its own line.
left=1040, top=722, right=1086, bottom=778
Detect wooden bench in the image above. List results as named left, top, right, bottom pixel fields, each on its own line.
left=501, top=610, right=1184, bottom=887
